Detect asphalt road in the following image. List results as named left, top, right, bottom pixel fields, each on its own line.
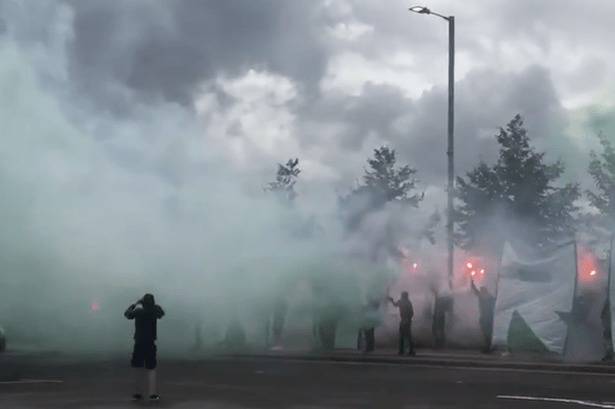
left=2, top=355, right=615, bottom=408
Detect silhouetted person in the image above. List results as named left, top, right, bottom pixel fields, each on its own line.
left=271, top=296, right=288, bottom=350
left=431, top=290, right=449, bottom=349
left=388, top=291, right=415, bottom=356
left=319, top=317, right=337, bottom=350
left=0, top=325, right=5, bottom=353
left=312, top=283, right=341, bottom=351
left=601, top=300, right=613, bottom=362
left=312, top=314, right=320, bottom=349
left=357, top=298, right=380, bottom=353
left=471, top=280, right=495, bottom=353
left=225, top=317, right=246, bottom=350
left=318, top=302, right=341, bottom=351
left=193, top=323, right=203, bottom=352
left=356, top=328, right=365, bottom=351
left=125, top=293, right=165, bottom=401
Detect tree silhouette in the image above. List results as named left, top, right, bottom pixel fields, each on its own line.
left=587, top=133, right=615, bottom=233
left=340, top=146, right=423, bottom=232
left=456, top=114, right=579, bottom=252
left=266, top=158, right=301, bottom=203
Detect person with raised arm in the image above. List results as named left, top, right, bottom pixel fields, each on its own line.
left=388, top=291, right=415, bottom=356
left=125, top=293, right=165, bottom=402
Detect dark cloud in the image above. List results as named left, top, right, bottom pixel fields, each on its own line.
left=66, top=0, right=327, bottom=107
left=292, top=65, right=568, bottom=188
left=402, top=66, right=568, bottom=184
left=3, top=0, right=605, bottom=190
left=298, top=83, right=411, bottom=150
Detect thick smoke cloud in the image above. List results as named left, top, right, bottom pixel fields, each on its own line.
left=1, top=0, right=614, bottom=355
left=0, top=1, right=407, bottom=352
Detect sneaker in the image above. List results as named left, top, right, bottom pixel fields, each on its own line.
left=131, top=394, right=143, bottom=401
left=149, top=394, right=160, bottom=401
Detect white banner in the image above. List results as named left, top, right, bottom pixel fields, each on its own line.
left=609, top=237, right=615, bottom=354
left=493, top=241, right=577, bottom=355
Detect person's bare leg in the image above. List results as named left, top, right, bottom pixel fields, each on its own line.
left=147, top=369, right=158, bottom=398
left=133, top=368, right=144, bottom=398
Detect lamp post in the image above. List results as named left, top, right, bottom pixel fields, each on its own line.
left=409, top=6, right=455, bottom=289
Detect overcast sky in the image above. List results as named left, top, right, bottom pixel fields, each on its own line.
left=7, top=0, right=615, bottom=345
left=2, top=0, right=615, bottom=206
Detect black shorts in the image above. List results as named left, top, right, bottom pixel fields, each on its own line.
left=131, top=342, right=157, bottom=369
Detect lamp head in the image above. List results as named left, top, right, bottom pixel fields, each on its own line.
left=409, top=6, right=431, bottom=14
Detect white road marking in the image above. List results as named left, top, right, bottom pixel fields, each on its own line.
left=0, top=379, right=64, bottom=385
left=498, top=395, right=615, bottom=408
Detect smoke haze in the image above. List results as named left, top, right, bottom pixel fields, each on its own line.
left=0, top=0, right=614, bottom=359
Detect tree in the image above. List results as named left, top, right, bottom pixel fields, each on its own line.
left=265, top=157, right=319, bottom=239
left=266, top=158, right=301, bottom=203
left=587, top=133, right=615, bottom=232
left=456, top=114, right=580, bottom=252
left=363, top=146, right=422, bottom=206
left=264, top=158, right=301, bottom=346
left=340, top=146, right=423, bottom=231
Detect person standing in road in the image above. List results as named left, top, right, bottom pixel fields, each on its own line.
left=125, top=293, right=165, bottom=402
left=471, top=280, right=495, bottom=353
left=388, top=291, right=415, bottom=356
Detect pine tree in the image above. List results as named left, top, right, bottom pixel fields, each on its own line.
left=456, top=114, right=579, bottom=252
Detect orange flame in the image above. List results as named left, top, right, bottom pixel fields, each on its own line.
left=578, top=246, right=600, bottom=282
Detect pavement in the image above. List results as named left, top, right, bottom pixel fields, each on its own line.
left=3, top=348, right=615, bottom=408
left=227, top=347, right=615, bottom=374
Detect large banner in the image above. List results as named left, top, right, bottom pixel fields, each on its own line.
left=609, top=237, right=615, bottom=354
left=492, top=241, right=577, bottom=355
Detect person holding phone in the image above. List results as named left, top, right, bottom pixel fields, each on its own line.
left=124, top=293, right=165, bottom=401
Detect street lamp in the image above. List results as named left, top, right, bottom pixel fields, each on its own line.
left=409, top=6, right=431, bottom=14
left=408, top=5, right=455, bottom=289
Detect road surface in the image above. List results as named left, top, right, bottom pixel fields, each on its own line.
left=1, top=355, right=615, bottom=408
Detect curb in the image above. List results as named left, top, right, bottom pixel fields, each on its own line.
left=220, top=352, right=615, bottom=375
